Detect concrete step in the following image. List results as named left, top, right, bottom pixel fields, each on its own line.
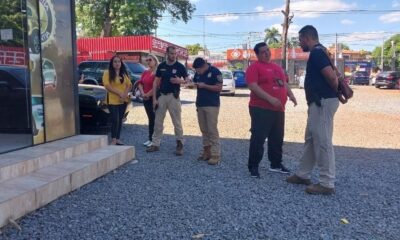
left=0, top=135, right=108, bottom=183
left=0, top=145, right=134, bottom=227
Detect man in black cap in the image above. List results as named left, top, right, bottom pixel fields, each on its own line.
left=192, top=57, right=223, bottom=165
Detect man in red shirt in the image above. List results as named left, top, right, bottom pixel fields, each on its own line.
left=246, top=42, right=297, bottom=178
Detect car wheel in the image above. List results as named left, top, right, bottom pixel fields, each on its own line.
left=375, top=85, right=380, bottom=88
left=230, top=92, right=235, bottom=96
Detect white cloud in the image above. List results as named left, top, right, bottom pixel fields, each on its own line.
left=335, top=31, right=385, bottom=44
left=255, top=6, right=264, bottom=12
left=379, top=12, right=400, bottom=23
left=271, top=0, right=356, bottom=18
left=206, top=14, right=239, bottom=23
left=341, top=19, right=355, bottom=25
left=393, top=0, right=400, bottom=7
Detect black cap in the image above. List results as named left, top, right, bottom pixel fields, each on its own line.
left=192, top=57, right=206, bottom=68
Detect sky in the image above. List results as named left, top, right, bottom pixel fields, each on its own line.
left=157, top=0, right=400, bottom=53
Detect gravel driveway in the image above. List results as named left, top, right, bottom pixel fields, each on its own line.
left=1, top=86, right=399, bottom=240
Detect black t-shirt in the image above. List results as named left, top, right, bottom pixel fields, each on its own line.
left=156, top=61, right=188, bottom=94
left=193, top=64, right=222, bottom=107
left=305, top=44, right=338, bottom=104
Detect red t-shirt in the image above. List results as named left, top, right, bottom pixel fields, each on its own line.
left=245, top=61, right=288, bottom=112
left=137, top=70, right=155, bottom=94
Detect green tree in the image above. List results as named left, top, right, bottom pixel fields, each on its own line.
left=264, top=27, right=281, bottom=45
left=371, top=34, right=400, bottom=70
left=0, top=0, right=24, bottom=47
left=186, top=43, right=203, bottom=55
left=76, top=0, right=196, bottom=37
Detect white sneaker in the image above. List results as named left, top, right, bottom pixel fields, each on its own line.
left=143, top=140, right=152, bottom=146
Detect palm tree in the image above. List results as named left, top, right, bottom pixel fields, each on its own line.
left=264, top=27, right=281, bottom=45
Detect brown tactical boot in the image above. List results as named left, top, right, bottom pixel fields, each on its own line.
left=207, top=155, right=220, bottom=165
left=286, top=175, right=312, bottom=185
left=305, top=183, right=335, bottom=195
left=197, top=146, right=211, bottom=161
left=174, top=140, right=183, bottom=156
left=146, top=145, right=159, bottom=153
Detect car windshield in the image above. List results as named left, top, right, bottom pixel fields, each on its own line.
left=379, top=72, right=395, bottom=77
left=125, top=62, right=146, bottom=74
left=234, top=72, right=245, bottom=78
left=354, top=72, right=368, bottom=77
left=221, top=71, right=233, bottom=79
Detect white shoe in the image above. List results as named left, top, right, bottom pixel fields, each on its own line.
left=143, top=140, right=152, bottom=146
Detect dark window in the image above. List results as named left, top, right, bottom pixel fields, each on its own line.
left=125, top=62, right=146, bottom=74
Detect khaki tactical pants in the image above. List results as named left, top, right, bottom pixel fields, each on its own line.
left=296, top=98, right=339, bottom=188
left=151, top=93, right=183, bottom=146
left=197, top=107, right=220, bottom=156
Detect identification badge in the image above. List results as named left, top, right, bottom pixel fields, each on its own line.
left=172, top=69, right=177, bottom=74
left=207, top=72, right=212, bottom=78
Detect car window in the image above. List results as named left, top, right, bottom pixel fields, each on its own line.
left=0, top=69, right=26, bottom=88
left=221, top=71, right=233, bottom=79
left=78, top=62, right=98, bottom=73
left=354, top=72, right=368, bottom=77
left=98, top=62, right=109, bottom=71
left=234, top=72, right=245, bottom=78
left=125, top=62, right=146, bottom=74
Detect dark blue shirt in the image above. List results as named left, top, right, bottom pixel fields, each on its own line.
left=156, top=61, right=188, bottom=94
left=193, top=64, right=222, bottom=107
left=305, top=44, right=338, bottom=104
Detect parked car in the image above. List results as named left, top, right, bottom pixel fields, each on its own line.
left=78, top=84, right=132, bottom=133
left=220, top=70, right=235, bottom=96
left=0, top=65, right=33, bottom=134
left=350, top=71, right=370, bottom=85
left=375, top=71, right=400, bottom=89
left=232, top=70, right=246, bottom=87
left=78, top=60, right=146, bottom=86
left=297, top=72, right=306, bottom=89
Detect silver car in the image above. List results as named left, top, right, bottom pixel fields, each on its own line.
left=220, top=70, right=235, bottom=96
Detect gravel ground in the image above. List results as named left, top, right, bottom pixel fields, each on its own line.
left=1, top=86, right=399, bottom=240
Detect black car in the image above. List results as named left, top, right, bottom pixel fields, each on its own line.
left=0, top=65, right=36, bottom=134
left=375, top=71, right=400, bottom=89
left=350, top=71, right=370, bottom=85
left=78, top=84, right=132, bottom=133
left=78, top=60, right=146, bottom=86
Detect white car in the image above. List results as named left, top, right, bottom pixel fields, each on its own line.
left=298, top=73, right=306, bottom=89
left=220, top=70, right=235, bottom=96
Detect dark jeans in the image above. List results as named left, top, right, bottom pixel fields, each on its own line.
left=109, top=103, right=127, bottom=139
left=248, top=106, right=285, bottom=170
left=143, top=99, right=155, bottom=141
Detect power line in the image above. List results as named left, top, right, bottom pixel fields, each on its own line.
left=161, top=9, right=400, bottom=18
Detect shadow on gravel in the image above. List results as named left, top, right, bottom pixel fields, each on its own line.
left=2, top=122, right=399, bottom=239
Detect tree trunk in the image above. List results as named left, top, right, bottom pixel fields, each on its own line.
left=101, top=1, right=112, bottom=37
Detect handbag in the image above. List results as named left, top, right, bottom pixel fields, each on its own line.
left=320, top=46, right=354, bottom=104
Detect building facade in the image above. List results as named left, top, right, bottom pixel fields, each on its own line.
left=0, top=0, right=78, bottom=153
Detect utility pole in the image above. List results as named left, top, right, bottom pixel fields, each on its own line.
left=380, top=38, right=384, bottom=70
left=281, top=0, right=293, bottom=71
left=391, top=40, right=396, bottom=71
left=335, top=33, right=338, bottom=66
left=203, top=17, right=206, bottom=57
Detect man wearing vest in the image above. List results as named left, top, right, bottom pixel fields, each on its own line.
left=287, top=25, right=340, bottom=195
left=192, top=57, right=223, bottom=165
left=146, top=46, right=188, bottom=156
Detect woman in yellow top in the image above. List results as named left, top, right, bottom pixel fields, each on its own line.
left=102, top=56, right=132, bottom=145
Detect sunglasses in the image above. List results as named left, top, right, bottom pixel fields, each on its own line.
left=146, top=59, right=153, bottom=62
